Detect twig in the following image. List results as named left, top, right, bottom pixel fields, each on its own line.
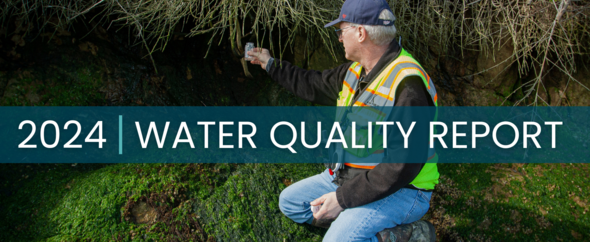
left=115, top=0, right=158, bottom=74
left=533, top=0, right=571, bottom=106
left=68, top=0, right=105, bottom=21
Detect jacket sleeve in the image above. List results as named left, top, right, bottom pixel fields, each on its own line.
left=268, top=59, right=352, bottom=106
left=335, top=76, right=435, bottom=209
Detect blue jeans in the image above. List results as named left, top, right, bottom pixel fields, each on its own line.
left=279, top=168, right=432, bottom=242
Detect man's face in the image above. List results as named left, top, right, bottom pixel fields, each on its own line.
left=338, top=22, right=359, bottom=61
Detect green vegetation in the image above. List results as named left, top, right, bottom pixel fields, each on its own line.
left=1, top=162, right=588, bottom=241
left=195, top=164, right=325, bottom=241
left=434, top=163, right=589, bottom=241
left=0, top=163, right=327, bottom=241
left=1, top=65, right=104, bottom=106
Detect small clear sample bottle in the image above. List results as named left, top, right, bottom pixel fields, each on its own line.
left=244, top=42, right=254, bottom=61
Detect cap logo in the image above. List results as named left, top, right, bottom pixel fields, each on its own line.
left=342, top=14, right=347, bottom=19
left=383, top=20, right=390, bottom=25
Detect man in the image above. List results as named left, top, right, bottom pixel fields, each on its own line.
left=248, top=0, right=439, bottom=241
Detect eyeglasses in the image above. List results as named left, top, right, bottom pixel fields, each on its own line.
left=335, top=26, right=354, bottom=38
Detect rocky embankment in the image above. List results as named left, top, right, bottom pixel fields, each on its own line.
left=2, top=20, right=588, bottom=107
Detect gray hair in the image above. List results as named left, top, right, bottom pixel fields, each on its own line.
left=350, top=9, right=397, bottom=46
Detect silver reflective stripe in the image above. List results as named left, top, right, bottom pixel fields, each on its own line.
left=377, top=86, right=390, bottom=95
left=367, top=95, right=393, bottom=108
left=428, top=79, right=437, bottom=103
left=381, top=62, right=424, bottom=88
left=345, top=72, right=359, bottom=90
left=343, top=64, right=362, bottom=95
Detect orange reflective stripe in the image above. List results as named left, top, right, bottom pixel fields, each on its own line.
left=366, top=88, right=394, bottom=101
left=426, top=74, right=431, bottom=89
left=354, top=101, right=367, bottom=107
left=343, top=80, right=355, bottom=93
left=344, top=163, right=376, bottom=169
left=349, top=68, right=360, bottom=79
left=434, top=93, right=438, bottom=102
left=409, top=67, right=426, bottom=80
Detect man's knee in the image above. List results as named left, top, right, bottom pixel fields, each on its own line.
left=278, top=186, right=297, bottom=215
left=278, top=185, right=314, bottom=224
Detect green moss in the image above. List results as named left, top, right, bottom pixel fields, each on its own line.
left=195, top=163, right=325, bottom=242
left=0, top=163, right=226, bottom=241
left=39, top=66, right=104, bottom=106
left=499, top=84, right=512, bottom=99
left=0, top=65, right=105, bottom=106
left=2, top=78, right=34, bottom=106
left=438, top=163, right=590, bottom=241
left=1, top=160, right=588, bottom=242
left=0, top=161, right=326, bottom=241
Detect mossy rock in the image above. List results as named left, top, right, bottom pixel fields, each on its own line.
left=0, top=163, right=327, bottom=241
left=194, top=163, right=325, bottom=242
left=461, top=85, right=506, bottom=106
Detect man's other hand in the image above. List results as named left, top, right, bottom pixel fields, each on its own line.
left=310, top=192, right=343, bottom=220
left=248, top=47, right=271, bottom=70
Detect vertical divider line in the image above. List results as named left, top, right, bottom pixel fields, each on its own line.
left=119, top=115, right=123, bottom=155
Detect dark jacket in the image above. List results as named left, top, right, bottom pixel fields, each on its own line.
left=267, top=40, right=435, bottom=209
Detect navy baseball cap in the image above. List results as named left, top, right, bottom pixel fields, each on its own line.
left=324, top=0, right=396, bottom=28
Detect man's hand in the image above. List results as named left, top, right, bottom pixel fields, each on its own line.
left=248, top=47, right=271, bottom=70
left=310, top=192, right=344, bottom=220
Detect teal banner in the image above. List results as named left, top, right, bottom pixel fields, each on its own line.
left=0, top=107, right=586, bottom=163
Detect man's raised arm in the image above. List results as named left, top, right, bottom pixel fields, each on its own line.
left=248, top=47, right=350, bottom=106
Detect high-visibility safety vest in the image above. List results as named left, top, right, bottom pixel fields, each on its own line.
left=336, top=48, right=439, bottom=190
